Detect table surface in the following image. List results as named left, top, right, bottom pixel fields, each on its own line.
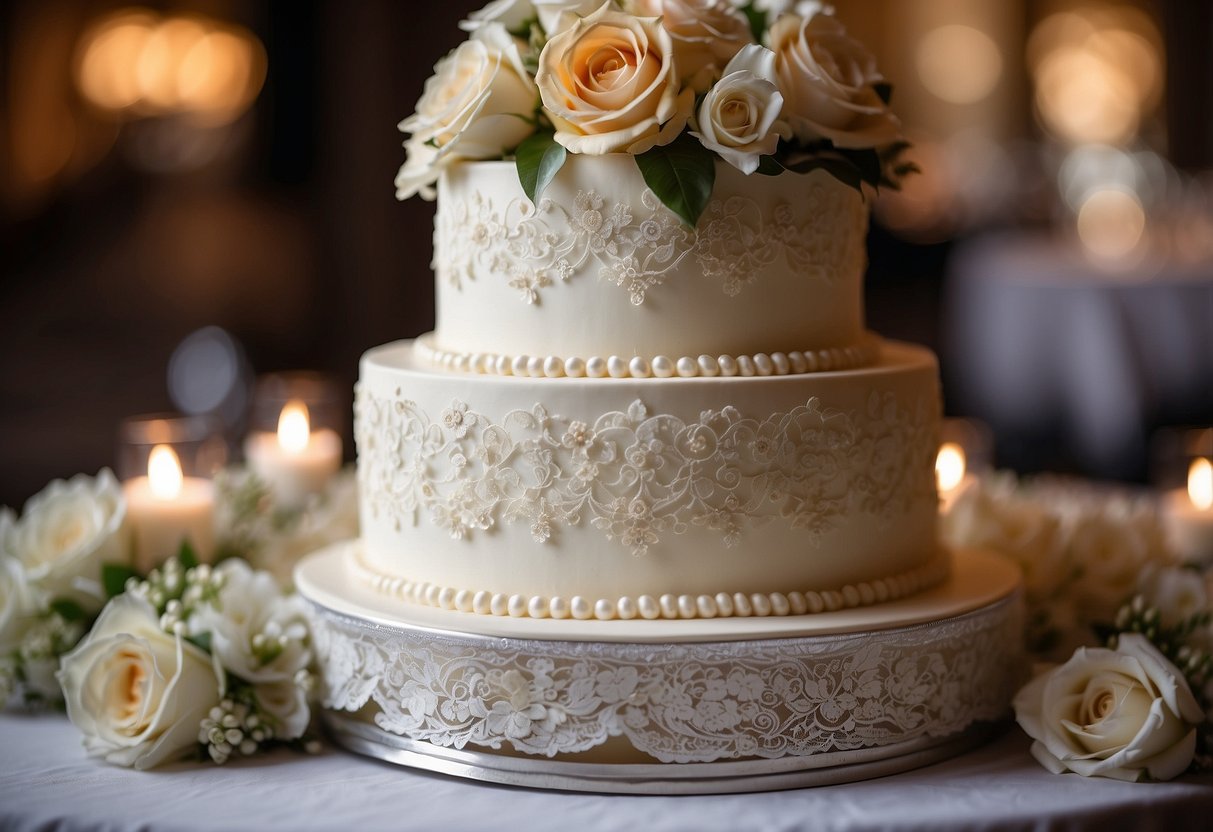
left=3, top=714, right=1212, bottom=832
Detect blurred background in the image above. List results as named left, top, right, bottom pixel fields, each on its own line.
left=1, top=0, right=1211, bottom=507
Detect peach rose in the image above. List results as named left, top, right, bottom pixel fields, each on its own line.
left=536, top=4, right=694, bottom=155
left=769, top=12, right=899, bottom=148
left=629, top=0, right=754, bottom=90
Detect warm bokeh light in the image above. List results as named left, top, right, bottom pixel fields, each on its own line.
left=76, top=10, right=266, bottom=124
left=1190, top=458, right=1213, bottom=512
left=1076, top=187, right=1146, bottom=261
left=278, top=400, right=312, bottom=454
left=916, top=24, right=1003, bottom=105
left=148, top=444, right=184, bottom=500
left=936, top=442, right=967, bottom=494
left=1027, top=8, right=1162, bottom=146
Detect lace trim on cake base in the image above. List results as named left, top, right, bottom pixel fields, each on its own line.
left=308, top=588, right=1024, bottom=764
left=350, top=547, right=950, bottom=621
left=415, top=335, right=880, bottom=379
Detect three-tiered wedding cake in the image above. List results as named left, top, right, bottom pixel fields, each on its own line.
left=297, top=2, right=1023, bottom=792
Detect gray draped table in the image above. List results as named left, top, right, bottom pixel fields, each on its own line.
left=2, top=713, right=1211, bottom=831
left=945, top=232, right=1213, bottom=479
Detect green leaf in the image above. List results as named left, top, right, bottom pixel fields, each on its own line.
left=741, top=5, right=766, bottom=43
left=515, top=131, right=567, bottom=204
left=187, top=631, right=212, bottom=654
left=102, top=563, right=140, bottom=599
left=873, top=82, right=893, bottom=105
left=755, top=155, right=785, bottom=176
left=49, top=598, right=88, bottom=623
left=839, top=147, right=884, bottom=189
left=783, top=156, right=864, bottom=192
left=178, top=540, right=199, bottom=570
left=635, top=134, right=716, bottom=228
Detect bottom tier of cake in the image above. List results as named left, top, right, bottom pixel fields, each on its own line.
left=297, top=544, right=1024, bottom=794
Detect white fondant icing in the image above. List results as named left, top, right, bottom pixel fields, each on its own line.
left=433, top=159, right=868, bottom=362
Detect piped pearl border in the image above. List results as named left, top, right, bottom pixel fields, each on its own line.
left=414, top=335, right=880, bottom=380
left=350, top=551, right=951, bottom=622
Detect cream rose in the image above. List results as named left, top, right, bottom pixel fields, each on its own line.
left=1014, top=634, right=1204, bottom=781
left=462, top=0, right=603, bottom=36
left=690, top=44, right=784, bottom=173
left=1065, top=511, right=1158, bottom=623
left=536, top=4, right=694, bottom=155
left=0, top=551, right=38, bottom=654
left=8, top=470, right=129, bottom=607
left=769, top=12, right=899, bottom=148
left=395, top=23, right=537, bottom=200
left=630, top=0, right=754, bottom=90
left=58, top=594, right=221, bottom=769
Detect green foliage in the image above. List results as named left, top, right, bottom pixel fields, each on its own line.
left=635, top=134, right=716, bottom=228
left=102, top=563, right=140, bottom=599
left=515, top=131, right=567, bottom=203
left=177, top=540, right=199, bottom=570
left=48, top=598, right=88, bottom=623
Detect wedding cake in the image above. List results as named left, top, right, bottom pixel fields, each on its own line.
left=297, top=2, right=1023, bottom=791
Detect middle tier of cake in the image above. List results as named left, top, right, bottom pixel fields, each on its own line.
left=356, top=339, right=943, bottom=621
left=354, top=337, right=941, bottom=618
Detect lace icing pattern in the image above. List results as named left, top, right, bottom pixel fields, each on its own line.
left=433, top=181, right=867, bottom=304
left=355, top=388, right=938, bottom=556
left=310, top=593, right=1024, bottom=763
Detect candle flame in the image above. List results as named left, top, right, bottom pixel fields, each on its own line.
left=148, top=444, right=184, bottom=500
left=936, top=442, right=967, bottom=493
left=1190, top=458, right=1213, bottom=511
left=278, top=400, right=311, bottom=453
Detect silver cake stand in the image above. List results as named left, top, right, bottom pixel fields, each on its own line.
left=297, top=545, right=1024, bottom=794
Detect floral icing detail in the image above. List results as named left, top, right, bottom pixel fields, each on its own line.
left=355, top=387, right=937, bottom=556
left=308, top=590, right=1023, bottom=763
left=433, top=177, right=866, bottom=304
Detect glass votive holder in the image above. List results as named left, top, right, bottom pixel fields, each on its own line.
left=117, top=413, right=223, bottom=572
left=936, top=417, right=995, bottom=510
left=1151, top=426, right=1213, bottom=564
left=243, top=372, right=345, bottom=509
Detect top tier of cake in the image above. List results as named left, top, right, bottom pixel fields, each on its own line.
left=430, top=156, right=870, bottom=369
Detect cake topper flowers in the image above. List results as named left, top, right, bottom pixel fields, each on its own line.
left=395, top=1, right=916, bottom=226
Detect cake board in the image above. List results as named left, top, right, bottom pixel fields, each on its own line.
left=297, top=545, right=1024, bottom=794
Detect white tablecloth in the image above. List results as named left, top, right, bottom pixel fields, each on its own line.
left=2, top=714, right=1211, bottom=831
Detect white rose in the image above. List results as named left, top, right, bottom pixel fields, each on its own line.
left=396, top=23, right=537, bottom=200
left=1066, top=512, right=1157, bottom=623
left=462, top=0, right=603, bottom=35
left=188, top=561, right=312, bottom=739
left=57, top=594, right=221, bottom=769
left=8, top=470, right=130, bottom=607
left=630, top=0, right=754, bottom=91
left=690, top=44, right=784, bottom=173
left=536, top=4, right=694, bottom=155
left=941, top=476, right=1071, bottom=599
left=1136, top=565, right=1208, bottom=629
left=0, top=555, right=39, bottom=654
left=768, top=12, right=899, bottom=148
left=1014, top=634, right=1204, bottom=781
left=255, top=472, right=359, bottom=584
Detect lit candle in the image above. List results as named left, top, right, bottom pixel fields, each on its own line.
left=1163, top=458, right=1213, bottom=564
left=124, top=444, right=216, bottom=572
left=936, top=441, right=973, bottom=512
left=244, top=399, right=341, bottom=508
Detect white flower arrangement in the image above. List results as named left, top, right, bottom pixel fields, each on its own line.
left=0, top=471, right=129, bottom=706
left=395, top=0, right=916, bottom=226
left=58, top=551, right=318, bottom=768
left=943, top=473, right=1213, bottom=780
